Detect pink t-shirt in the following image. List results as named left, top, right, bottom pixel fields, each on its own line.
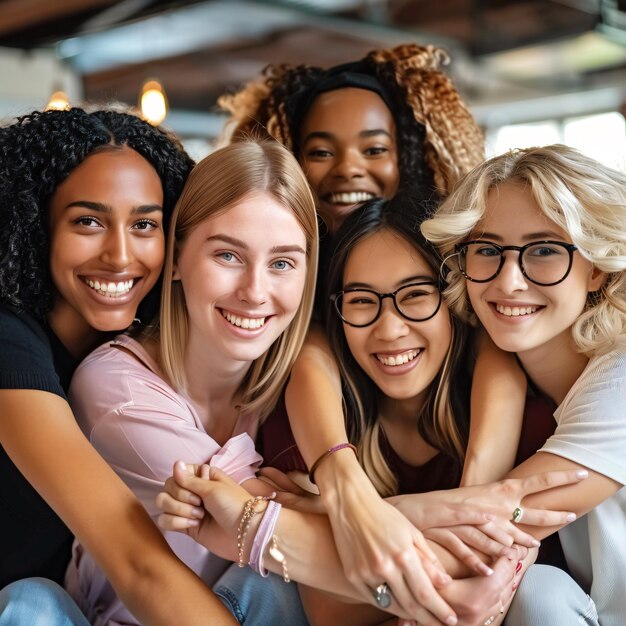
left=65, top=335, right=262, bottom=626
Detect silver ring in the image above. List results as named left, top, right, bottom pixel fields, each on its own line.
left=373, top=582, right=392, bottom=609
left=484, top=616, right=496, bottom=625
left=511, top=506, right=524, bottom=523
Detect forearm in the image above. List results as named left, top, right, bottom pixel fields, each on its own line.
left=462, top=332, right=526, bottom=486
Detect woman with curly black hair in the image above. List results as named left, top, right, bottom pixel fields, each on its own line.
left=221, top=44, right=529, bottom=622
left=0, top=107, right=237, bottom=625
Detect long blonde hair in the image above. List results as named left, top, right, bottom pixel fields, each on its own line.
left=157, top=139, right=318, bottom=418
left=421, top=144, right=626, bottom=356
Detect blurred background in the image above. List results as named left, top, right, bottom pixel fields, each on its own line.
left=1, top=0, right=625, bottom=168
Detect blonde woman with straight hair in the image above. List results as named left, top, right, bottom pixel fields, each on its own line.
left=421, top=144, right=626, bottom=625
left=65, top=139, right=318, bottom=626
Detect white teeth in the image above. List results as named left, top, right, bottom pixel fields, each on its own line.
left=496, top=304, right=538, bottom=317
left=222, top=310, right=266, bottom=330
left=329, top=192, right=375, bottom=205
left=84, top=278, right=134, bottom=297
left=376, top=349, right=420, bottom=366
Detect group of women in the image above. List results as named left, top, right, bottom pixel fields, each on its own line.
left=0, top=43, right=624, bottom=626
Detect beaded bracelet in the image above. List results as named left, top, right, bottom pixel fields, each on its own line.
left=237, top=494, right=275, bottom=567
left=268, top=535, right=290, bottom=583
left=308, top=442, right=357, bottom=484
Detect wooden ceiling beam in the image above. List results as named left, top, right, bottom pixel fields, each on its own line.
left=0, top=0, right=119, bottom=36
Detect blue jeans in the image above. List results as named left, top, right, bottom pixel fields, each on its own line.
left=505, top=565, right=599, bottom=626
left=213, top=564, right=309, bottom=625
left=0, top=578, right=90, bottom=626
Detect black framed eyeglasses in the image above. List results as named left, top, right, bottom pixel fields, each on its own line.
left=331, top=281, right=443, bottom=328
left=454, top=240, right=578, bottom=286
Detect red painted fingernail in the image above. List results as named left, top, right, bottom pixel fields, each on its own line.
left=515, top=560, right=523, bottom=574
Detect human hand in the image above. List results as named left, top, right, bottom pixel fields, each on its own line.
left=257, top=466, right=326, bottom=514
left=156, top=461, right=250, bottom=560
left=320, top=465, right=460, bottom=626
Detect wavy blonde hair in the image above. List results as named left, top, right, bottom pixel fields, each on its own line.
left=156, top=139, right=318, bottom=419
left=219, top=44, right=484, bottom=197
left=421, top=144, right=626, bottom=356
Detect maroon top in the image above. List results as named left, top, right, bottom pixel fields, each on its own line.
left=258, top=387, right=565, bottom=565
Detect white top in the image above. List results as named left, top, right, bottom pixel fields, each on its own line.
left=541, top=339, right=626, bottom=626
left=65, top=336, right=263, bottom=626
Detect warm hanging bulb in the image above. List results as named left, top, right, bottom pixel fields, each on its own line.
left=140, top=79, right=168, bottom=125
left=45, top=90, right=70, bottom=111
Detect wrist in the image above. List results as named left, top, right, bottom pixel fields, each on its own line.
left=316, top=454, right=380, bottom=508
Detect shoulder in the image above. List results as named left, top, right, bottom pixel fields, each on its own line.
left=0, top=306, right=62, bottom=396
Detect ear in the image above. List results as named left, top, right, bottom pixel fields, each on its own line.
left=587, top=266, right=606, bottom=293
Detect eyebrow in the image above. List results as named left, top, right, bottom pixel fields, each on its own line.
left=66, top=200, right=163, bottom=214
left=207, top=234, right=306, bottom=255
left=344, top=274, right=436, bottom=290
left=302, top=129, right=392, bottom=143
left=476, top=230, right=567, bottom=243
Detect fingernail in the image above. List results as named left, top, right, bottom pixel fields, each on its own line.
left=531, top=539, right=541, bottom=547
left=482, top=565, right=494, bottom=576
left=566, top=513, right=577, bottom=522
left=512, top=581, right=518, bottom=592
left=192, top=507, right=205, bottom=519
left=484, top=514, right=495, bottom=521
left=445, top=616, right=457, bottom=626
left=515, top=560, right=523, bottom=574
left=576, top=469, right=588, bottom=479
left=179, top=461, right=187, bottom=471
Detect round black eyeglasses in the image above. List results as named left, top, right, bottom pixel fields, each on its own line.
left=331, top=281, right=443, bottom=328
left=454, top=240, right=578, bottom=287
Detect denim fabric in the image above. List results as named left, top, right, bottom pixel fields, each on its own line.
left=0, top=578, right=90, bottom=626
left=505, top=565, right=599, bottom=626
left=213, top=564, right=309, bottom=625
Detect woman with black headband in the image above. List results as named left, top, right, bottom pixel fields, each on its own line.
left=219, top=44, right=533, bottom=621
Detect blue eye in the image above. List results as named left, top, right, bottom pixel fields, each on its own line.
left=272, top=259, right=293, bottom=271
left=219, top=252, right=235, bottom=262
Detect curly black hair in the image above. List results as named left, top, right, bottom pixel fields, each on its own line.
left=0, top=107, right=194, bottom=321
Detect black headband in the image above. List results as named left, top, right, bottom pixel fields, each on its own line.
left=290, top=61, right=395, bottom=145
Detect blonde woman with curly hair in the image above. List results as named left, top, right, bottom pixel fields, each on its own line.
left=421, top=144, right=626, bottom=625
left=220, top=43, right=531, bottom=621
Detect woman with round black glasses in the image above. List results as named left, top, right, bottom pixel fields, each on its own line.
left=422, top=144, right=626, bottom=626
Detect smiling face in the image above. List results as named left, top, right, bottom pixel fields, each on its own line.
left=48, top=147, right=165, bottom=353
left=298, top=87, right=400, bottom=234
left=466, top=181, right=604, bottom=361
left=341, top=228, right=451, bottom=407
left=173, top=191, right=308, bottom=368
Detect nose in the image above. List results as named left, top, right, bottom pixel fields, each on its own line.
left=372, top=300, right=409, bottom=342
left=331, top=148, right=365, bottom=180
left=100, top=226, right=132, bottom=269
left=493, top=252, right=529, bottom=294
left=236, top=266, right=268, bottom=305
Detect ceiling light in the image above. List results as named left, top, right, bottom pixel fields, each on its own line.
left=140, top=79, right=168, bottom=125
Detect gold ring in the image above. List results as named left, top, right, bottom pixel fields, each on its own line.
left=511, top=506, right=524, bottom=523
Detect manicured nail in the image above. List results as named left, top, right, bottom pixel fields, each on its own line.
left=445, top=616, right=457, bottom=626
left=515, top=560, right=523, bottom=574
left=482, top=565, right=494, bottom=576
left=192, top=507, right=205, bottom=519
left=566, top=513, right=577, bottom=522
left=576, top=469, right=588, bottom=479
left=531, top=539, right=541, bottom=547
left=179, top=461, right=187, bottom=471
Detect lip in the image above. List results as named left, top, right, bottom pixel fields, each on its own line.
left=371, top=348, right=423, bottom=376
left=489, top=301, right=544, bottom=320
left=218, top=308, right=272, bottom=338
left=78, top=275, right=143, bottom=306
left=321, top=190, right=379, bottom=206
